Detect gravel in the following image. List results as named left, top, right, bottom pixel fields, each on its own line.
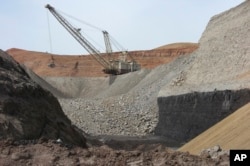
left=52, top=1, right=250, bottom=136
left=159, top=1, right=250, bottom=97
left=58, top=55, right=194, bottom=136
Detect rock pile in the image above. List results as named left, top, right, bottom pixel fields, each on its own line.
left=58, top=62, right=183, bottom=136
left=200, top=145, right=229, bottom=160
left=159, top=0, right=250, bottom=97
left=4, top=1, right=249, bottom=153
left=58, top=0, right=250, bottom=140
left=0, top=50, right=86, bottom=147
left=0, top=139, right=228, bottom=166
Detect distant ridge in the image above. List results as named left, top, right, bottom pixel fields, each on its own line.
left=7, top=43, right=197, bottom=77
left=153, top=42, right=198, bottom=50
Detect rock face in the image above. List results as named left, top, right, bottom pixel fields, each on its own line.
left=0, top=50, right=86, bottom=147
left=155, top=89, right=250, bottom=143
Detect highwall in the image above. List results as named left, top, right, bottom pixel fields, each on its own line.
left=103, top=46, right=198, bottom=58
left=154, top=89, right=250, bottom=144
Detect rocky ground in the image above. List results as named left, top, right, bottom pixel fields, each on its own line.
left=0, top=139, right=229, bottom=166
left=0, top=50, right=86, bottom=147
left=1, top=1, right=249, bottom=165
left=55, top=0, right=250, bottom=140
left=0, top=49, right=229, bottom=165
left=7, top=1, right=249, bottom=143
left=57, top=56, right=190, bottom=136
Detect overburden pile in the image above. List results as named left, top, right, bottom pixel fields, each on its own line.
left=48, top=0, right=250, bottom=146
left=0, top=50, right=86, bottom=147
left=1, top=1, right=249, bottom=165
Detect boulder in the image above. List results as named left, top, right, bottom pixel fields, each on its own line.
left=0, top=50, right=86, bottom=147
left=200, top=145, right=229, bottom=159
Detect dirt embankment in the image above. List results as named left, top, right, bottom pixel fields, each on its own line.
left=2, top=1, right=249, bottom=165
left=0, top=49, right=86, bottom=147
left=155, top=89, right=250, bottom=143
left=1, top=139, right=227, bottom=166
left=0, top=48, right=227, bottom=166
left=7, top=42, right=198, bottom=77
left=6, top=1, right=250, bottom=147
left=179, top=103, right=250, bottom=155
left=156, top=0, right=250, bottom=154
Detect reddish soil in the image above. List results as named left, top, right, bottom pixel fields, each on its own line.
left=0, top=139, right=226, bottom=166
left=7, top=43, right=198, bottom=77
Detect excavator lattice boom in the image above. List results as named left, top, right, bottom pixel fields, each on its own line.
left=45, top=4, right=140, bottom=74
left=102, top=31, right=113, bottom=54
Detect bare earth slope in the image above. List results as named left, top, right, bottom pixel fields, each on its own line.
left=7, top=43, right=198, bottom=77
left=0, top=50, right=228, bottom=166
left=156, top=0, right=250, bottom=149
left=158, top=0, right=250, bottom=97
left=3, top=1, right=250, bottom=157
left=179, top=103, right=250, bottom=155
left=154, top=0, right=250, bottom=153
left=1, top=139, right=225, bottom=166
left=0, top=49, right=86, bottom=147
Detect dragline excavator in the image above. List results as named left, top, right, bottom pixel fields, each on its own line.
left=102, top=30, right=112, bottom=54
left=45, top=4, right=140, bottom=75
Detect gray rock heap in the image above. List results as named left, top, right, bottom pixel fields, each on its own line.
left=0, top=50, right=86, bottom=147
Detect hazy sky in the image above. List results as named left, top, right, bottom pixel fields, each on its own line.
left=1, top=0, right=244, bottom=54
